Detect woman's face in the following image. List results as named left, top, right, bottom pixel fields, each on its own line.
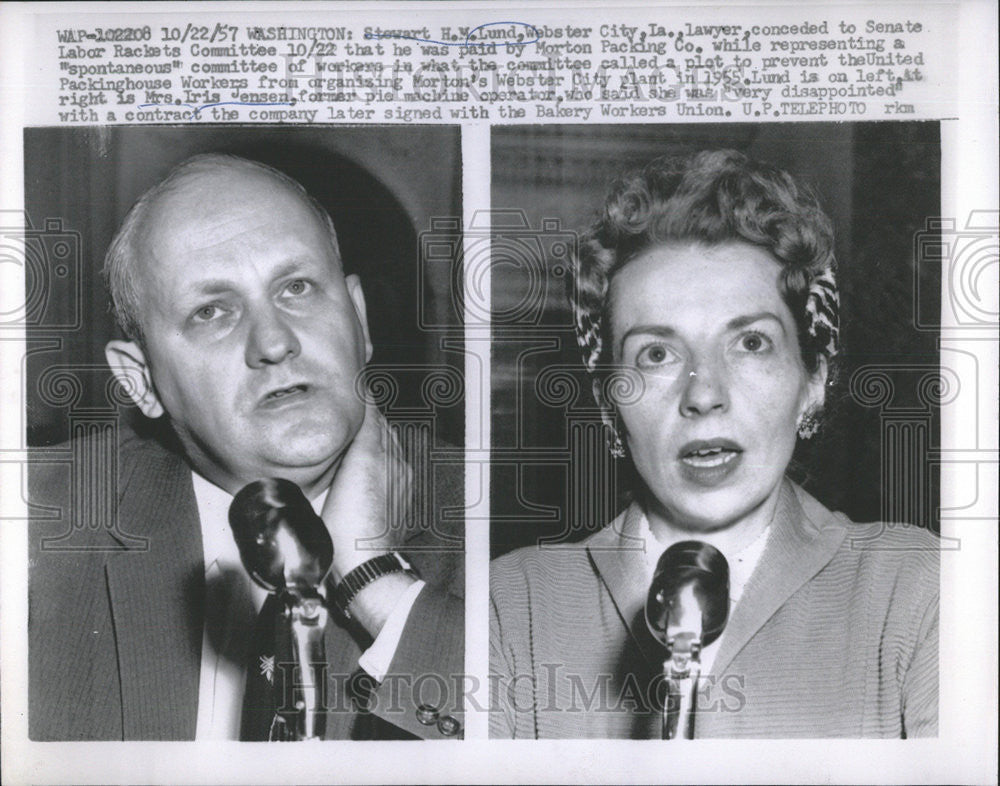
left=607, top=241, right=826, bottom=533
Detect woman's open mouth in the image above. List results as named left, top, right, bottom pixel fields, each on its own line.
left=681, top=446, right=740, bottom=467
left=677, top=440, right=744, bottom=485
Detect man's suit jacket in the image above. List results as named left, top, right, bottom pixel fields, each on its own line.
left=29, top=424, right=464, bottom=740
left=490, top=480, right=938, bottom=739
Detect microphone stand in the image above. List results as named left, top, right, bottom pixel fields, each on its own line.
left=661, top=632, right=701, bottom=740
left=283, top=590, right=328, bottom=741
left=645, top=541, right=729, bottom=742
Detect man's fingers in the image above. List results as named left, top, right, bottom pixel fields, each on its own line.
left=353, top=397, right=386, bottom=450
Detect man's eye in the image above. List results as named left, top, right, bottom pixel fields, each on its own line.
left=636, top=343, right=677, bottom=368
left=192, top=304, right=221, bottom=322
left=284, top=279, right=312, bottom=296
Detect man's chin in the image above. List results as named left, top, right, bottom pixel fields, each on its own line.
left=272, top=444, right=344, bottom=471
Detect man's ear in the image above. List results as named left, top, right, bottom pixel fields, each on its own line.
left=345, top=273, right=374, bottom=363
left=104, top=339, right=164, bottom=419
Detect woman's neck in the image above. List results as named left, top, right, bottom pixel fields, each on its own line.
left=643, top=484, right=784, bottom=557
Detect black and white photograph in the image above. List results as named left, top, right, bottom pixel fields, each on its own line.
left=23, top=125, right=465, bottom=741
left=489, top=123, right=943, bottom=739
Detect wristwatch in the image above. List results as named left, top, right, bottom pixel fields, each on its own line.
left=332, top=552, right=417, bottom=619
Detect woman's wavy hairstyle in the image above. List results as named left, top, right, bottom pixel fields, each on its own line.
left=570, top=149, right=840, bottom=377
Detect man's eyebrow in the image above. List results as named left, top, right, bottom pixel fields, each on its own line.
left=177, top=260, right=319, bottom=300
left=180, top=279, right=237, bottom=299
left=268, top=260, right=314, bottom=280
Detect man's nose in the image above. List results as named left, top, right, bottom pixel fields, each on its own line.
left=679, top=356, right=730, bottom=418
left=245, top=306, right=301, bottom=367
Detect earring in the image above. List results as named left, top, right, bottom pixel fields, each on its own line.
left=797, top=410, right=821, bottom=440
left=608, top=428, right=626, bottom=459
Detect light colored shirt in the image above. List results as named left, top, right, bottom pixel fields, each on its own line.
left=637, top=514, right=771, bottom=675
left=192, top=472, right=424, bottom=740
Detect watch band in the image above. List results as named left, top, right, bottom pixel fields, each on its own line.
left=333, top=552, right=416, bottom=619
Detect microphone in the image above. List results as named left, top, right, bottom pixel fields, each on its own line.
left=645, top=541, right=729, bottom=740
left=229, top=478, right=334, bottom=740
left=229, top=478, right=333, bottom=595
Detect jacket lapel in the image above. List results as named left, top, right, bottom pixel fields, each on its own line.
left=710, top=481, right=847, bottom=677
left=585, top=482, right=849, bottom=679
left=320, top=616, right=366, bottom=739
left=585, top=504, right=664, bottom=668
left=104, top=438, right=204, bottom=740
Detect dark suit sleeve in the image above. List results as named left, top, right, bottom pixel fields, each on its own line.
left=367, top=458, right=464, bottom=738
left=29, top=451, right=124, bottom=741
left=370, top=584, right=464, bottom=738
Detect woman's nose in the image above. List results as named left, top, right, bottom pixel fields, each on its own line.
left=245, top=306, right=301, bottom=367
left=679, top=358, right=730, bottom=417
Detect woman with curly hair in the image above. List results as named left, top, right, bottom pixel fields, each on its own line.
left=490, top=150, right=938, bottom=739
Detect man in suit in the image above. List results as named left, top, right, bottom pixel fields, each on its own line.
left=29, top=154, right=463, bottom=740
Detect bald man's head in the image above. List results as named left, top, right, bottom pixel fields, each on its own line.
left=103, top=154, right=342, bottom=343
left=102, top=153, right=372, bottom=494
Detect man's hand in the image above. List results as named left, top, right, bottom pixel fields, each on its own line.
left=321, top=399, right=418, bottom=636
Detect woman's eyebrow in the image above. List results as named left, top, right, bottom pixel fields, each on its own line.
left=619, top=324, right=677, bottom=347
left=617, top=324, right=677, bottom=356
left=727, top=312, right=787, bottom=334
left=618, top=312, right=787, bottom=351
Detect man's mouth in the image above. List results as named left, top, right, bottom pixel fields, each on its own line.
left=260, top=384, right=310, bottom=406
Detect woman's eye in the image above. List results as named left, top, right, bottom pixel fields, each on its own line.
left=636, top=343, right=677, bottom=368
left=738, top=331, right=772, bottom=352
